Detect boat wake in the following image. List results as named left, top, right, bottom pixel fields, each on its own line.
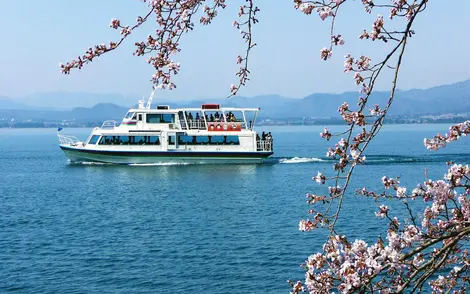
left=77, top=161, right=112, bottom=165
left=128, top=162, right=191, bottom=166
left=70, top=161, right=190, bottom=166
left=279, top=157, right=325, bottom=164
left=276, top=153, right=470, bottom=165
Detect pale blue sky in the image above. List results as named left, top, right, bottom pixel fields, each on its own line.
left=1, top=0, right=469, bottom=100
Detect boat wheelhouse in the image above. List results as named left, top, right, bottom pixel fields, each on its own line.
left=58, top=93, right=273, bottom=164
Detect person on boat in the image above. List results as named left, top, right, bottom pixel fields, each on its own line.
left=210, top=114, right=215, bottom=122
left=188, top=113, right=194, bottom=121
left=196, top=113, right=200, bottom=121
left=214, top=112, right=220, bottom=121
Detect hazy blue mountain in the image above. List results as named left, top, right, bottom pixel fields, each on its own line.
left=71, top=103, right=129, bottom=120
left=271, top=80, right=470, bottom=118
left=0, top=97, right=31, bottom=110
left=1, top=80, right=469, bottom=121
left=19, top=92, right=140, bottom=109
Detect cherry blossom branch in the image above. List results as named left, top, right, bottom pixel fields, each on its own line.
left=229, top=0, right=259, bottom=96
left=60, top=7, right=155, bottom=74
left=424, top=121, right=470, bottom=151
left=60, top=0, right=229, bottom=91
left=293, top=1, right=470, bottom=292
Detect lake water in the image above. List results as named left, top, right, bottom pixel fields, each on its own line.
left=1, top=124, right=469, bottom=293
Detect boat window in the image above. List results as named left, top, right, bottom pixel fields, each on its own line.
left=178, top=135, right=193, bottom=145
left=148, top=136, right=160, bottom=145
left=176, top=135, right=240, bottom=145
left=146, top=114, right=175, bottom=124
left=244, top=111, right=256, bottom=129
left=138, top=114, right=143, bottom=121
left=219, top=111, right=242, bottom=123
left=196, top=136, right=210, bottom=144
left=98, top=135, right=117, bottom=145
left=203, top=110, right=225, bottom=123
left=118, top=136, right=130, bottom=144
left=211, top=136, right=225, bottom=144
left=88, top=135, right=100, bottom=145
left=226, top=136, right=240, bottom=145
left=168, top=136, right=175, bottom=145
left=125, top=112, right=135, bottom=119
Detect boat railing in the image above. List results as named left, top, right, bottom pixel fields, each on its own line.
left=187, top=120, right=207, bottom=130
left=257, top=140, right=273, bottom=152
left=100, top=120, right=118, bottom=129
left=58, top=134, right=82, bottom=146
left=179, top=119, right=187, bottom=129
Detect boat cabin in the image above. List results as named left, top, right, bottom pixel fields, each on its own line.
left=119, top=103, right=259, bottom=132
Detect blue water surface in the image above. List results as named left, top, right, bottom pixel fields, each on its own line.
left=0, top=124, right=468, bottom=293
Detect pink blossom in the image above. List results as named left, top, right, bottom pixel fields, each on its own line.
left=331, top=34, right=345, bottom=46
left=375, top=205, right=389, bottom=218
left=313, top=171, right=326, bottom=184
left=298, top=3, right=315, bottom=15
left=317, top=7, right=333, bottom=21
left=396, top=187, right=406, bottom=198
left=320, top=127, right=332, bottom=140
left=320, top=47, right=332, bottom=60
left=230, top=84, right=238, bottom=93
left=344, top=54, right=354, bottom=73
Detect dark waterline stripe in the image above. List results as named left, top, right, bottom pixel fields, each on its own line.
left=60, top=146, right=273, bottom=158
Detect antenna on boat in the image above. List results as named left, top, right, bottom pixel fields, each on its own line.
left=146, top=86, right=156, bottom=109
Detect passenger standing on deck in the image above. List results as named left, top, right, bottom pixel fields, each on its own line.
left=267, top=132, right=273, bottom=150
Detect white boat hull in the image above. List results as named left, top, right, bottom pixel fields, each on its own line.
left=60, top=145, right=272, bottom=164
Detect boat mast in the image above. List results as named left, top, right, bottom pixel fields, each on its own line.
left=146, top=87, right=156, bottom=109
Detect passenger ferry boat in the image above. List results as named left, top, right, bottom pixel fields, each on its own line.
left=58, top=91, right=274, bottom=164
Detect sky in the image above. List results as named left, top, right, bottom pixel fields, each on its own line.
left=0, top=0, right=469, bottom=101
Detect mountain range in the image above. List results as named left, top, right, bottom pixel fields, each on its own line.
left=1, top=79, right=469, bottom=122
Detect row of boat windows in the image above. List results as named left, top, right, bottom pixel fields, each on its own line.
left=169, top=136, right=240, bottom=145
left=88, top=135, right=240, bottom=145
left=89, top=135, right=161, bottom=145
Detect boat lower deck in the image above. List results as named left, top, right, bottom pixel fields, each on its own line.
left=60, top=145, right=273, bottom=164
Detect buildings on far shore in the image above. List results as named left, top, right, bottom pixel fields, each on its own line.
left=1, top=112, right=469, bottom=128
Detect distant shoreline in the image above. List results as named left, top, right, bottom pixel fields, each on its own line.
left=1, top=119, right=467, bottom=129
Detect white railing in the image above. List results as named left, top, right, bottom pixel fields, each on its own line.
left=58, top=134, right=82, bottom=146
left=100, top=120, right=118, bottom=129
left=257, top=140, right=273, bottom=151
left=179, top=119, right=187, bottom=129
left=187, top=121, right=207, bottom=130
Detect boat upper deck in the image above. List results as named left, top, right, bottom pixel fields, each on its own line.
left=95, top=102, right=261, bottom=134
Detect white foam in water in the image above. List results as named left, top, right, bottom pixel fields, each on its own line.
left=78, top=161, right=110, bottom=165
left=279, top=157, right=324, bottom=164
left=128, top=162, right=190, bottom=166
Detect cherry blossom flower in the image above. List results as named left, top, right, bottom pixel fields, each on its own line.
left=313, top=171, right=326, bottom=184
left=320, top=47, right=333, bottom=60
left=375, top=205, right=389, bottom=218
